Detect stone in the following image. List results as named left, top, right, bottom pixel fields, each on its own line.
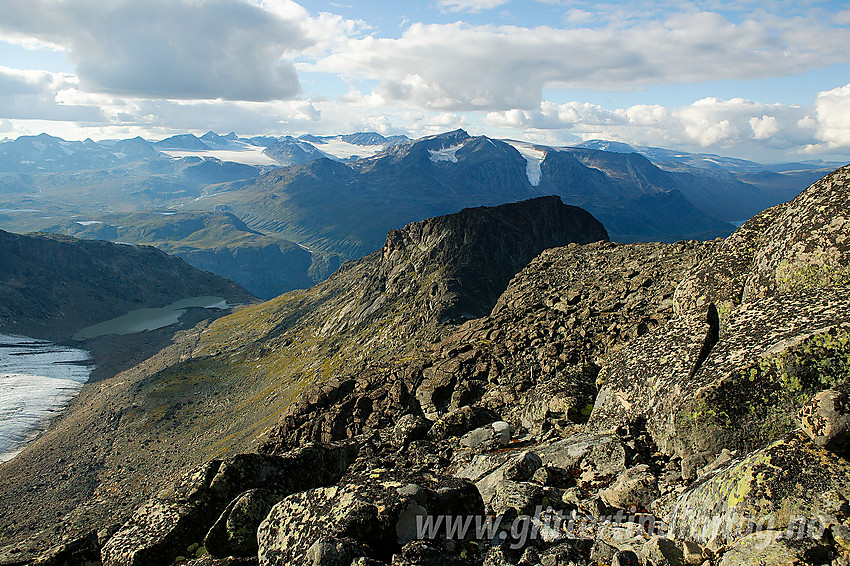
left=305, top=536, right=369, bottom=566
left=390, top=540, right=470, bottom=565
left=666, top=432, right=850, bottom=545
left=743, top=164, right=850, bottom=300
left=799, top=389, right=850, bottom=452
left=429, top=406, right=498, bottom=442
left=639, top=536, right=685, bottom=566
left=458, top=420, right=512, bottom=453
left=717, top=530, right=830, bottom=566
left=502, top=452, right=542, bottom=482
left=257, top=471, right=483, bottom=565
left=673, top=203, right=786, bottom=319
left=518, top=367, right=597, bottom=435
left=102, top=442, right=359, bottom=566
left=611, top=549, right=640, bottom=566
left=589, top=289, right=850, bottom=461
left=205, top=489, right=282, bottom=557
left=392, top=414, right=431, bottom=448
left=601, top=464, right=660, bottom=510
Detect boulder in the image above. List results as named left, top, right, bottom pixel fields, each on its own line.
left=517, top=366, right=597, bottom=435
left=666, top=432, right=850, bottom=545
left=204, top=489, right=282, bottom=557
left=257, top=471, right=483, bottom=565
left=601, top=464, right=660, bottom=511
left=717, top=530, right=831, bottom=566
left=459, top=421, right=512, bottom=453
left=743, top=164, right=850, bottom=301
left=392, top=414, right=431, bottom=448
left=799, top=389, right=850, bottom=452
left=102, top=442, right=359, bottom=566
left=639, top=536, right=686, bottom=566
left=589, top=289, right=850, bottom=460
left=429, top=407, right=499, bottom=442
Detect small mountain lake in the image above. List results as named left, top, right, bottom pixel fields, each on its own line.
left=0, top=334, right=92, bottom=462
left=72, top=296, right=230, bottom=340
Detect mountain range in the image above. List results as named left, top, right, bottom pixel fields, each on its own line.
left=0, top=129, right=838, bottom=298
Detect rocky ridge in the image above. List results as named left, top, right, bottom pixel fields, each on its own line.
left=6, top=166, right=850, bottom=566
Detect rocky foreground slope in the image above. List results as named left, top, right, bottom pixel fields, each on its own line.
left=5, top=166, right=850, bottom=565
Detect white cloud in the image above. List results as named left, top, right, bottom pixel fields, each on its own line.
left=437, top=0, right=510, bottom=13
left=482, top=95, right=823, bottom=160
left=309, top=12, right=850, bottom=111
left=0, top=67, right=106, bottom=121
left=0, top=0, right=322, bottom=101
left=813, top=84, right=850, bottom=149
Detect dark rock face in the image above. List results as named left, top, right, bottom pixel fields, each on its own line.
left=378, top=196, right=609, bottom=324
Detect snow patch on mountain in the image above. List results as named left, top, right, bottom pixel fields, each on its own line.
left=505, top=141, right=546, bottom=186
left=429, top=144, right=463, bottom=163
left=317, top=139, right=386, bottom=160
left=161, top=144, right=277, bottom=166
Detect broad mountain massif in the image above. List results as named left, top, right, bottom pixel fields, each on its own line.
left=0, top=129, right=836, bottom=298
left=0, top=158, right=849, bottom=566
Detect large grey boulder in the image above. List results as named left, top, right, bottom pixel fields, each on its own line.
left=257, top=471, right=483, bottom=565
left=102, top=442, right=359, bottom=566
left=744, top=164, right=850, bottom=300
left=589, top=288, right=850, bottom=460
left=666, top=432, right=850, bottom=545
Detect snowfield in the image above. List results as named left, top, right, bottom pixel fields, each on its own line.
left=0, top=334, right=92, bottom=462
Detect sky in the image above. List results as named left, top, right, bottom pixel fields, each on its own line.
left=0, top=0, right=849, bottom=162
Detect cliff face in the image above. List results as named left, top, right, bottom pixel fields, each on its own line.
left=0, top=230, right=256, bottom=340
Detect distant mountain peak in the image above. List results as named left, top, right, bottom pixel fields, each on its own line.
left=200, top=131, right=230, bottom=145
left=154, top=134, right=210, bottom=151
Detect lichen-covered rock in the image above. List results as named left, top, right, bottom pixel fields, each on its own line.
left=611, top=549, right=640, bottom=566
left=517, top=366, right=597, bottom=435
left=601, top=464, right=660, bottom=511
left=639, top=536, right=686, bottom=566
left=392, top=414, right=431, bottom=448
left=666, top=432, right=850, bottom=545
left=799, top=389, right=850, bottom=452
left=673, top=203, right=786, bottom=320
left=716, top=530, right=831, bottom=566
left=427, top=406, right=498, bottom=442
left=390, top=540, right=472, bottom=566
left=257, top=471, right=483, bottom=565
left=502, top=452, right=542, bottom=482
left=102, top=443, right=359, bottom=566
left=744, top=165, right=850, bottom=301
left=305, top=536, right=370, bottom=565
left=204, top=489, right=281, bottom=558
left=589, top=289, right=850, bottom=460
